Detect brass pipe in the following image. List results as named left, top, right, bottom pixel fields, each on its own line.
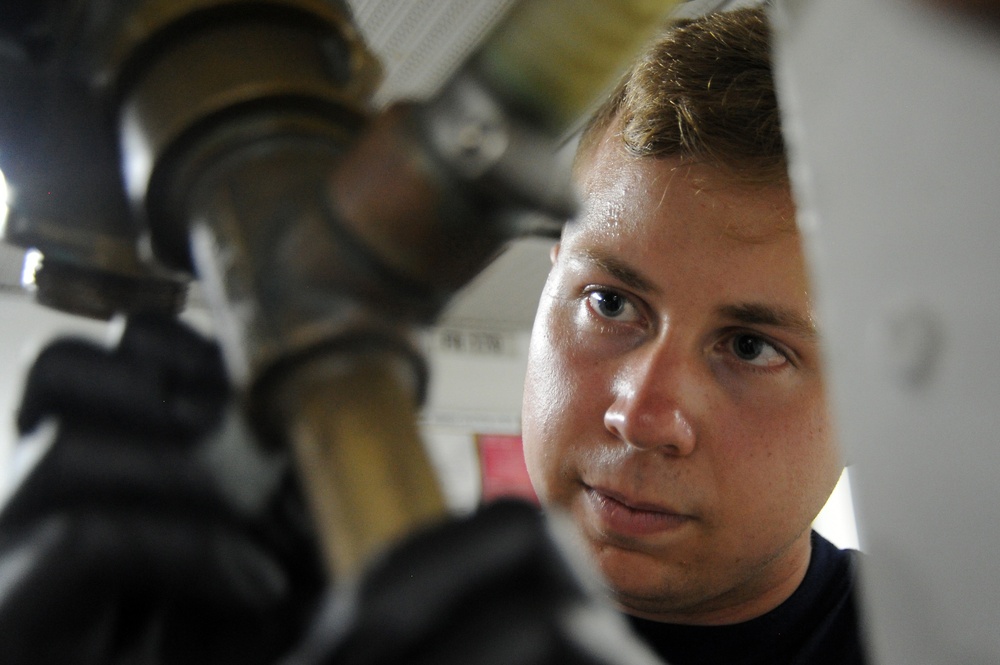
left=180, top=136, right=449, bottom=580
left=274, top=353, right=447, bottom=577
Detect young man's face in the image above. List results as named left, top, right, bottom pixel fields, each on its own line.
left=521, top=128, right=843, bottom=625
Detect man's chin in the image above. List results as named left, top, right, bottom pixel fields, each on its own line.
left=591, top=548, right=698, bottom=615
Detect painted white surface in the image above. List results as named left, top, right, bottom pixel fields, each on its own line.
left=774, top=0, right=1000, bottom=661
left=418, top=327, right=532, bottom=512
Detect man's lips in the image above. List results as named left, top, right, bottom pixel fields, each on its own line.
left=584, top=486, right=693, bottom=538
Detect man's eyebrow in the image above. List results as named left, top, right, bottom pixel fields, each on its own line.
left=577, top=248, right=660, bottom=294
left=719, top=303, right=818, bottom=339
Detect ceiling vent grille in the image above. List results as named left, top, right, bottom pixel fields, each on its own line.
left=345, top=0, right=519, bottom=107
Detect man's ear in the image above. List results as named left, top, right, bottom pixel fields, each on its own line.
left=550, top=242, right=561, bottom=265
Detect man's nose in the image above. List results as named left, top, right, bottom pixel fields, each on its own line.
left=603, top=342, right=698, bottom=456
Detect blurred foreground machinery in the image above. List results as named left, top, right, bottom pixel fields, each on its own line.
left=772, top=0, right=1000, bottom=662
left=0, top=1, right=682, bottom=662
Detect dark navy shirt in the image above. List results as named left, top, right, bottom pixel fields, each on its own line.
left=627, top=532, right=869, bottom=665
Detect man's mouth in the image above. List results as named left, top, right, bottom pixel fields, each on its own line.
left=584, top=485, right=693, bottom=538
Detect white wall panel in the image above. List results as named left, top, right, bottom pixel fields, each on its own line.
left=773, top=1, right=1000, bottom=662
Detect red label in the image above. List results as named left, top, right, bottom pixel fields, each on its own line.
left=477, top=434, right=538, bottom=504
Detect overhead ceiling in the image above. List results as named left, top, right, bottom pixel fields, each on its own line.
left=0, top=0, right=757, bottom=331
left=345, top=0, right=759, bottom=109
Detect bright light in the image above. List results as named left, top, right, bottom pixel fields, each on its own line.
left=0, top=167, right=7, bottom=229
left=20, top=248, right=42, bottom=291
left=813, top=468, right=861, bottom=551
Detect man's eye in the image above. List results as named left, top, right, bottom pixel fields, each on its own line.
left=586, top=290, right=635, bottom=321
left=730, top=334, right=787, bottom=368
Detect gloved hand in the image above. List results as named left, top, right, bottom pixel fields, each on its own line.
left=284, top=499, right=665, bottom=665
left=0, top=314, right=663, bottom=665
left=0, top=314, right=326, bottom=665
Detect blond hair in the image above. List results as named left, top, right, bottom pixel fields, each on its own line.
left=578, top=7, right=786, bottom=185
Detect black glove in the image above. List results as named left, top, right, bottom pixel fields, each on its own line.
left=0, top=314, right=326, bottom=665
left=285, top=499, right=665, bottom=665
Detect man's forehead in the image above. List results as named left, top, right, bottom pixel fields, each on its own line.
left=576, top=132, right=798, bottom=242
left=566, top=192, right=799, bottom=256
